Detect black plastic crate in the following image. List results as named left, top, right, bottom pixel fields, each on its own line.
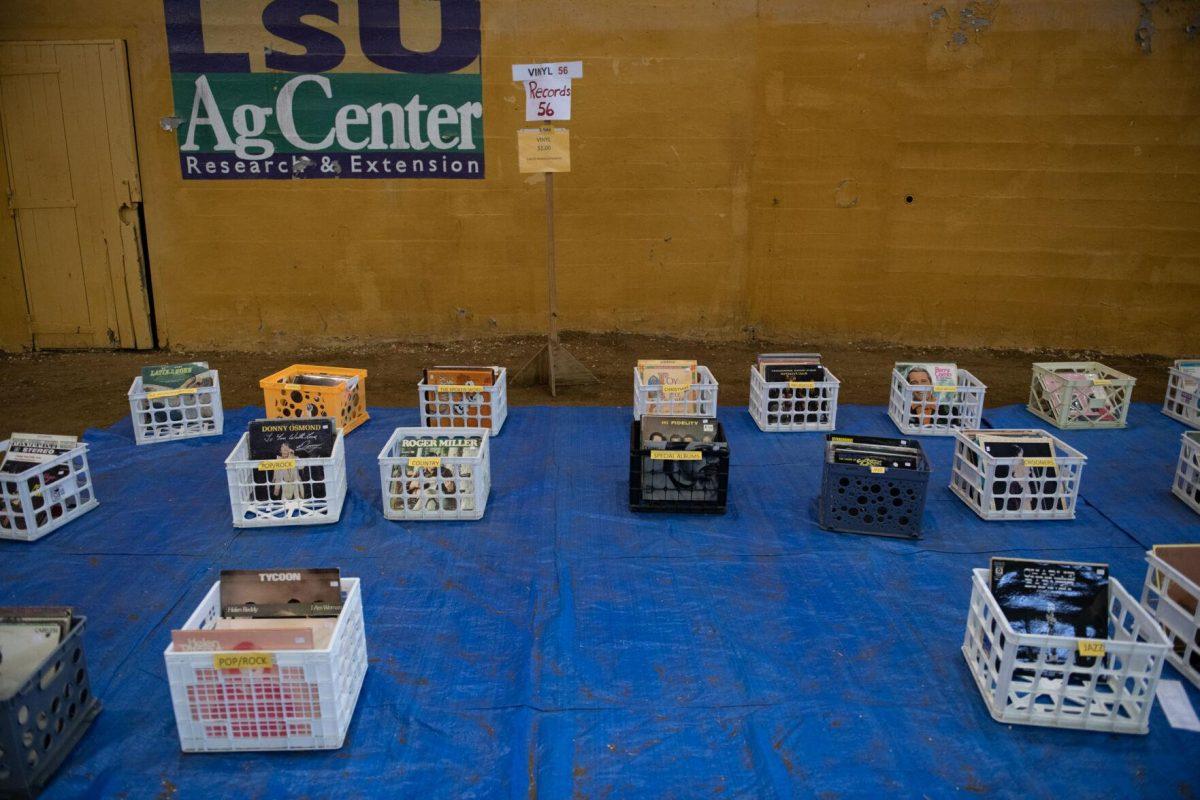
left=817, top=434, right=931, bottom=538
left=629, top=420, right=730, bottom=514
left=0, top=616, right=101, bottom=799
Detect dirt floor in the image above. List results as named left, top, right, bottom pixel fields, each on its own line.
left=0, top=332, right=1175, bottom=436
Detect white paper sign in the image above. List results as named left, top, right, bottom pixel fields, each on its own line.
left=512, top=61, right=582, bottom=81
left=524, top=77, right=572, bottom=121
left=1157, top=680, right=1200, bottom=732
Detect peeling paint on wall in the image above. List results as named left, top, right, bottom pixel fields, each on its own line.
left=833, top=179, right=859, bottom=209
left=1136, top=0, right=1156, bottom=54
left=930, top=0, right=999, bottom=49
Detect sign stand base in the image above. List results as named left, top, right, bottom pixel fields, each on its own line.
left=512, top=339, right=598, bottom=396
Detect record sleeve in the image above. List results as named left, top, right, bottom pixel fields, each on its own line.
left=989, top=557, right=1109, bottom=665
left=247, top=418, right=336, bottom=461
left=826, top=433, right=921, bottom=450
left=219, top=568, right=343, bottom=618
left=830, top=447, right=919, bottom=470
left=636, top=360, right=696, bottom=389
left=171, top=624, right=318, bottom=652
left=762, top=363, right=826, bottom=383
left=0, top=606, right=72, bottom=699
left=0, top=433, right=78, bottom=475
left=141, top=361, right=213, bottom=392
left=398, top=434, right=484, bottom=458
left=1152, top=544, right=1200, bottom=615
left=640, top=416, right=719, bottom=448
left=0, top=623, right=62, bottom=698
left=424, top=367, right=496, bottom=388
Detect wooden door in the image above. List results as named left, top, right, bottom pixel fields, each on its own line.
left=0, top=40, right=152, bottom=349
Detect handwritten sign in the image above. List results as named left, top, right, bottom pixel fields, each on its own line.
left=513, top=62, right=581, bottom=121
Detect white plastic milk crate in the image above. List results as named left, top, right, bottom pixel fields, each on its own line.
left=748, top=366, right=840, bottom=432
left=0, top=439, right=98, bottom=542
left=1027, top=362, right=1135, bottom=430
left=887, top=367, right=986, bottom=436
left=378, top=427, right=491, bottom=521
left=962, top=568, right=1168, bottom=734
left=1162, top=363, right=1200, bottom=428
left=417, top=367, right=508, bottom=436
left=163, top=577, right=367, bottom=752
left=633, top=365, right=719, bottom=420
left=224, top=431, right=347, bottom=528
left=949, top=429, right=1087, bottom=521
left=127, top=373, right=224, bottom=445
left=1172, top=431, right=1200, bottom=516
left=1140, top=549, right=1200, bottom=690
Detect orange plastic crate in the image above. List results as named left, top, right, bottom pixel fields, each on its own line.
left=258, top=365, right=369, bottom=434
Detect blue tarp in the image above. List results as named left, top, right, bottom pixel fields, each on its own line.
left=2, top=402, right=1198, bottom=799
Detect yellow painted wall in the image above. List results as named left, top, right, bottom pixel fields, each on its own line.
left=1, top=1, right=1197, bottom=354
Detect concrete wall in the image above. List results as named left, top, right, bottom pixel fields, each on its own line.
left=1, top=1, right=1197, bottom=353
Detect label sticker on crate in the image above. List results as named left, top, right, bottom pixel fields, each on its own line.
left=257, top=458, right=297, bottom=471
left=213, top=651, right=276, bottom=670
left=788, top=381, right=816, bottom=389
left=933, top=384, right=958, bottom=393
left=650, top=450, right=703, bottom=461
left=1022, top=456, right=1057, bottom=468
left=146, top=387, right=198, bottom=400
left=831, top=436, right=852, bottom=443
left=869, top=466, right=887, bottom=474
left=409, top=456, right=442, bottom=468
left=1093, top=379, right=1112, bottom=386
left=1077, top=639, right=1106, bottom=658
left=436, top=384, right=484, bottom=393
left=661, top=384, right=693, bottom=395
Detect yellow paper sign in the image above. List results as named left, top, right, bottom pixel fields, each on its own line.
left=1022, top=457, right=1057, bottom=468
left=1077, top=640, right=1106, bottom=658
left=869, top=466, right=887, bottom=474
left=650, top=450, right=704, bottom=461
left=830, top=436, right=852, bottom=443
left=436, top=384, right=484, bottom=394
left=409, top=456, right=442, bottom=468
left=257, top=458, right=297, bottom=471
left=518, top=126, right=570, bottom=173
left=146, top=387, right=197, bottom=400
left=661, top=384, right=692, bottom=395
left=932, top=385, right=958, bottom=394
left=1092, top=379, right=1112, bottom=386
left=213, top=652, right=275, bottom=670
left=788, top=381, right=816, bottom=390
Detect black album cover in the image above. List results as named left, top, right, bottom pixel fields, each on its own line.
left=248, top=418, right=335, bottom=460
left=990, top=558, right=1109, bottom=665
left=831, top=448, right=919, bottom=470
left=763, top=363, right=826, bottom=383
left=247, top=418, right=334, bottom=502
left=826, top=433, right=920, bottom=450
